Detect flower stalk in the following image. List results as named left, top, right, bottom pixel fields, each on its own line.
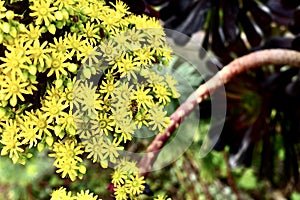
left=139, top=49, right=300, bottom=178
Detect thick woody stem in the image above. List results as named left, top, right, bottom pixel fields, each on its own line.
left=139, top=49, right=300, bottom=178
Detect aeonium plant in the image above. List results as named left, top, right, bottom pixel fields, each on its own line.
left=0, top=0, right=178, bottom=199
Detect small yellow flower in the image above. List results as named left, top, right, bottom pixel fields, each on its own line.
left=19, top=119, right=41, bottom=148
left=124, top=174, right=145, bottom=196
left=75, top=115, right=100, bottom=139
left=49, top=36, right=70, bottom=55
left=153, top=83, right=171, bottom=104
left=45, top=84, right=65, bottom=102
left=110, top=0, right=129, bottom=15
left=2, top=75, right=30, bottom=107
left=131, top=85, right=153, bottom=109
left=148, top=105, right=170, bottom=133
left=115, top=118, right=136, bottom=143
left=50, top=140, right=84, bottom=181
left=112, top=168, right=127, bottom=186
left=27, top=40, right=52, bottom=70
left=5, top=36, right=31, bottom=57
left=29, top=0, right=57, bottom=26
left=51, top=187, right=73, bottom=200
left=41, top=98, right=68, bottom=124
left=75, top=190, right=99, bottom=200
left=99, top=39, right=120, bottom=62
left=26, top=109, right=53, bottom=137
left=114, top=185, right=127, bottom=200
left=66, top=33, right=86, bottom=61
left=53, top=0, right=74, bottom=10
left=46, top=52, right=72, bottom=79
left=99, top=79, right=120, bottom=99
left=21, top=24, right=45, bottom=44
left=99, top=9, right=124, bottom=34
left=82, top=1, right=107, bottom=23
left=57, top=110, right=76, bottom=136
left=118, top=158, right=139, bottom=174
left=125, top=28, right=146, bottom=49
left=79, top=21, right=101, bottom=45
left=114, top=53, right=139, bottom=80
left=56, top=159, right=79, bottom=181
left=80, top=44, right=102, bottom=66
left=133, top=47, right=156, bottom=66
left=0, top=49, right=31, bottom=79
left=102, top=138, right=123, bottom=163
left=98, top=112, right=115, bottom=136
left=85, top=133, right=105, bottom=163
left=112, top=82, right=133, bottom=102
left=134, top=109, right=150, bottom=129
left=0, top=119, right=24, bottom=163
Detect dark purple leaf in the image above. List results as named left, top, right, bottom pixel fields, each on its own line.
left=249, top=2, right=273, bottom=35
left=289, top=8, right=300, bottom=34
left=259, top=37, right=293, bottom=49
left=281, top=0, right=300, bottom=8
left=292, top=35, right=300, bottom=51
left=268, top=0, right=295, bottom=25
left=286, top=79, right=300, bottom=97
left=222, top=0, right=240, bottom=43
left=171, top=1, right=210, bottom=36
left=238, top=11, right=263, bottom=48
left=226, top=36, right=248, bottom=57
left=160, top=0, right=194, bottom=21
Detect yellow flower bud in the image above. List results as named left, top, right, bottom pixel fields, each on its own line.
left=27, top=153, right=33, bottom=158
left=83, top=68, right=92, bottom=79
left=61, top=9, right=69, bottom=20
left=5, top=10, right=14, bottom=20
left=54, top=11, right=64, bottom=20
left=28, top=65, right=37, bottom=75
left=46, top=136, right=54, bottom=146
left=55, top=79, right=63, bottom=88
left=68, top=63, right=77, bottom=73
left=47, top=24, right=56, bottom=34
left=9, top=26, right=17, bottom=38
left=18, top=23, right=27, bottom=32
left=2, top=22, right=10, bottom=33
left=79, top=165, right=86, bottom=174
left=37, top=143, right=45, bottom=152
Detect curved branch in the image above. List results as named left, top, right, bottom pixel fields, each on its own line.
left=138, top=49, right=300, bottom=178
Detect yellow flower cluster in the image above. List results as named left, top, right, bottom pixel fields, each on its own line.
left=0, top=0, right=179, bottom=198
left=111, top=159, right=145, bottom=200
left=51, top=187, right=100, bottom=200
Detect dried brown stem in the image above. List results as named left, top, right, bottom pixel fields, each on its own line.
left=138, top=49, right=300, bottom=178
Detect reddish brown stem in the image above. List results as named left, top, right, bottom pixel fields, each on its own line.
left=223, top=151, right=241, bottom=200
left=138, top=49, right=300, bottom=178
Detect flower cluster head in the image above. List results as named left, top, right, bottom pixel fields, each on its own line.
left=0, top=0, right=179, bottom=199
left=111, top=159, right=145, bottom=200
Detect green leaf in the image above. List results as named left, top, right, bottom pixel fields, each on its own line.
left=291, top=192, right=300, bottom=200
left=237, top=169, right=258, bottom=190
